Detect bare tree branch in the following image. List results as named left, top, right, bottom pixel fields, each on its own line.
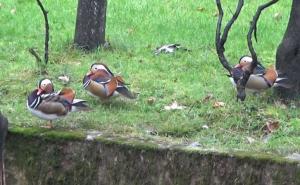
left=215, top=0, right=244, bottom=74
left=36, top=0, right=49, bottom=64
left=236, top=0, right=279, bottom=101
left=28, top=48, right=48, bottom=74
left=28, top=48, right=42, bottom=64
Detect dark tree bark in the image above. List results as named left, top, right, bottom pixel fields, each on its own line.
left=0, top=113, right=8, bottom=185
left=74, top=0, right=107, bottom=50
left=276, top=0, right=300, bottom=98
left=36, top=0, right=49, bottom=65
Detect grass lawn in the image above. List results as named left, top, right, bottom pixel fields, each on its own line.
left=1, top=0, right=299, bottom=155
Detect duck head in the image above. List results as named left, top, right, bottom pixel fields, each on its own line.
left=239, top=55, right=253, bottom=64
left=37, top=78, right=54, bottom=95
left=235, top=55, right=253, bottom=70
left=86, top=63, right=114, bottom=78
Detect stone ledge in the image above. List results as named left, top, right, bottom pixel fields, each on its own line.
left=5, top=127, right=300, bottom=185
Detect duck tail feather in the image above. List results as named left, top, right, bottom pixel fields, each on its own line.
left=71, top=99, right=90, bottom=112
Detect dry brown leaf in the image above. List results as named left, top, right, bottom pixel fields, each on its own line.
left=212, top=101, right=225, bottom=108
left=147, top=97, right=156, bottom=105
left=262, top=120, right=280, bottom=133
left=196, top=7, right=205, bottom=12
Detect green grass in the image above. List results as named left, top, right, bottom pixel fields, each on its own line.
left=0, top=0, right=299, bottom=155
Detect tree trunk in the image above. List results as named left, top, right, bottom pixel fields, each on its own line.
left=74, top=0, right=107, bottom=50
left=0, top=113, right=8, bottom=185
left=276, top=0, right=300, bottom=98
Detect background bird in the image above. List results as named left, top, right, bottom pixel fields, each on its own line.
left=83, top=63, right=137, bottom=100
left=229, top=56, right=290, bottom=92
left=27, top=79, right=88, bottom=128
left=154, top=44, right=190, bottom=55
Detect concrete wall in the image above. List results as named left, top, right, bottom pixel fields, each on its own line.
left=4, top=128, right=300, bottom=185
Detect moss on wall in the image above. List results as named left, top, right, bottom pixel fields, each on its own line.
left=5, top=127, right=300, bottom=185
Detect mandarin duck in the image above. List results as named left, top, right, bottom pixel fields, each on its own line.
left=27, top=79, right=88, bottom=127
left=229, top=56, right=289, bottom=92
left=83, top=63, right=137, bottom=100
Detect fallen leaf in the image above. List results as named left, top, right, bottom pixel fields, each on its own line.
left=262, top=120, right=280, bottom=133
left=147, top=97, right=156, bottom=105
left=188, top=141, right=202, bottom=147
left=273, top=12, right=282, bottom=21
left=86, top=130, right=102, bottom=141
left=246, top=136, right=255, bottom=144
left=202, top=125, right=209, bottom=129
left=127, top=28, right=134, bottom=34
left=290, top=103, right=297, bottom=109
left=212, top=101, right=225, bottom=108
left=10, top=8, right=16, bottom=14
left=74, top=61, right=81, bottom=66
left=196, top=7, right=205, bottom=12
left=286, top=153, right=300, bottom=161
left=58, top=75, right=70, bottom=84
left=164, top=101, right=186, bottom=110
left=213, top=11, right=219, bottom=17
left=40, top=125, right=53, bottom=129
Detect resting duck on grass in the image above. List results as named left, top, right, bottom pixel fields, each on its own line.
left=229, top=56, right=289, bottom=92
left=83, top=63, right=137, bottom=100
left=27, top=79, right=88, bottom=128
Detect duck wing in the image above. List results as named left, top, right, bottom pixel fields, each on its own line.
left=116, top=86, right=137, bottom=99
left=253, top=63, right=265, bottom=75
left=37, top=93, right=71, bottom=116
